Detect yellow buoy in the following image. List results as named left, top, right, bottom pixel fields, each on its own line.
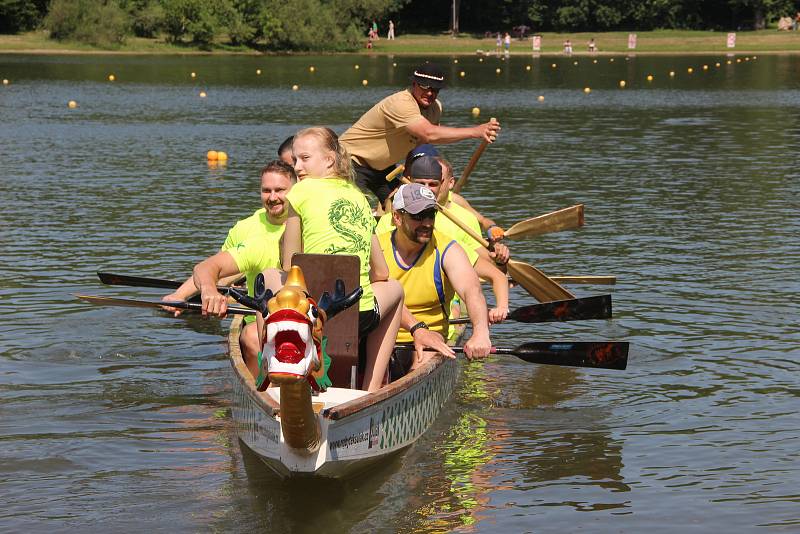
left=715, top=62, right=721, bottom=67
left=727, top=60, right=732, bottom=65
left=703, top=65, right=708, bottom=70
left=669, top=71, right=675, bottom=77
left=354, top=64, right=360, bottom=70
left=583, top=87, right=591, bottom=94
left=217, top=151, right=228, bottom=162
left=459, top=71, right=465, bottom=77
left=537, top=95, right=544, bottom=102
left=593, top=59, right=597, bottom=64
left=199, top=91, right=207, bottom=98
left=108, top=74, right=115, bottom=82
left=551, top=63, right=557, bottom=69
left=736, top=58, right=741, bottom=63
left=471, top=107, right=480, bottom=117
left=744, top=57, right=750, bottom=61
left=479, top=58, right=483, bottom=62
left=753, top=55, right=758, bottom=60
left=207, top=150, right=218, bottom=161
left=392, top=62, right=397, bottom=67
left=573, top=61, right=578, bottom=66
left=309, top=66, right=315, bottom=72
left=68, top=100, right=77, bottom=109
left=292, top=84, right=299, bottom=91
left=2, top=79, right=8, bottom=85
left=619, top=80, right=626, bottom=88
left=361, top=79, right=368, bottom=86
left=525, top=65, right=531, bottom=71
left=646, top=75, right=653, bottom=82
left=688, top=67, right=694, bottom=73
left=495, top=68, right=501, bottom=74
left=256, top=69, right=261, bottom=75
left=454, top=59, right=458, bottom=64
left=191, top=72, right=196, bottom=78
left=610, top=58, right=615, bottom=62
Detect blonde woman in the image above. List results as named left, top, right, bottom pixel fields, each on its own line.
left=272, top=127, right=403, bottom=392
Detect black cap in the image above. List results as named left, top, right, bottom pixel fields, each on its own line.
left=407, top=155, right=442, bottom=181
left=411, top=62, right=445, bottom=89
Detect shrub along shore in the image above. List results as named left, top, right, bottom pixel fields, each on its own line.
left=1, top=29, right=799, bottom=55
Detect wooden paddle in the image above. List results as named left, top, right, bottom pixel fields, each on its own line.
left=503, top=204, right=585, bottom=240
left=397, top=341, right=629, bottom=370
left=436, top=202, right=575, bottom=302
left=76, top=294, right=255, bottom=316
left=453, top=118, right=496, bottom=194
left=450, top=294, right=610, bottom=324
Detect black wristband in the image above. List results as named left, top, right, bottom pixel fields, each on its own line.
left=409, top=321, right=429, bottom=336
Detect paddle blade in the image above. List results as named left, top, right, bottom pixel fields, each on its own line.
left=509, top=295, right=612, bottom=323
left=503, top=341, right=628, bottom=370
left=507, top=260, right=575, bottom=302
left=97, top=272, right=182, bottom=289
left=503, top=204, right=585, bottom=240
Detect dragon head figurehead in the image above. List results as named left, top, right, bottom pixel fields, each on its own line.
left=263, top=266, right=325, bottom=386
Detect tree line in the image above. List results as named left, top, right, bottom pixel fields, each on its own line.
left=1, top=0, right=797, bottom=50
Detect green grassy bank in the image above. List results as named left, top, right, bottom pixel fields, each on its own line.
left=1, top=29, right=799, bottom=55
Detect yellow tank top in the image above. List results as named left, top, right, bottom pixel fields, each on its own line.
left=378, top=229, right=457, bottom=342
left=286, top=177, right=375, bottom=312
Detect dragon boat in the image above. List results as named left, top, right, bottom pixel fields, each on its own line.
left=227, top=254, right=465, bottom=479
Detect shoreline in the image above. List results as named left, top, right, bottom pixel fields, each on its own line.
left=1, top=30, right=799, bottom=56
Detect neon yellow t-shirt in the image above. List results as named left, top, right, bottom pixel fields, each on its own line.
left=226, top=224, right=285, bottom=297
left=222, top=208, right=271, bottom=252
left=374, top=209, right=480, bottom=266
left=286, top=177, right=376, bottom=312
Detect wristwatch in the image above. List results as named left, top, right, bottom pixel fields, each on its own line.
left=409, top=321, right=429, bottom=336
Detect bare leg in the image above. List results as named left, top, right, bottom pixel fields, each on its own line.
left=240, top=322, right=261, bottom=379
left=362, top=279, right=403, bottom=392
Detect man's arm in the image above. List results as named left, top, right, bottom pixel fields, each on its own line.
left=450, top=193, right=500, bottom=233
left=442, top=243, right=491, bottom=359
left=473, top=257, right=509, bottom=324
left=405, top=117, right=500, bottom=145
left=192, top=251, right=241, bottom=318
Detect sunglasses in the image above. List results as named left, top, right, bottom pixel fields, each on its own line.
left=416, top=84, right=440, bottom=94
left=403, top=208, right=437, bottom=221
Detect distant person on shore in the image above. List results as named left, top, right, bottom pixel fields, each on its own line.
left=496, top=33, right=502, bottom=53
left=503, top=32, right=511, bottom=54
left=563, top=39, right=573, bottom=54
left=796, top=11, right=800, bottom=30
left=339, top=62, right=501, bottom=204
left=372, top=20, right=379, bottom=39
left=387, top=20, right=395, bottom=40
left=588, top=38, right=597, bottom=52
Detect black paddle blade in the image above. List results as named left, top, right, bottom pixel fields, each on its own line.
left=509, top=294, right=612, bottom=323
left=502, top=341, right=628, bottom=370
left=75, top=294, right=255, bottom=316
left=98, top=272, right=181, bottom=289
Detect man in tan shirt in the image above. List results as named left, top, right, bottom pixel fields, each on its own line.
left=340, top=61, right=500, bottom=203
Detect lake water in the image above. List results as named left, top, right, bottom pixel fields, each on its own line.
left=1, top=52, right=798, bottom=532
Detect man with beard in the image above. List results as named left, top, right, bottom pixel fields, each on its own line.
left=377, top=183, right=492, bottom=368
left=162, top=160, right=296, bottom=378
left=340, top=61, right=500, bottom=203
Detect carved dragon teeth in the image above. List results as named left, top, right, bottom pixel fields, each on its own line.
left=263, top=315, right=318, bottom=381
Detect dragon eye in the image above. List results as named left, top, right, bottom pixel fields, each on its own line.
left=307, top=305, right=319, bottom=322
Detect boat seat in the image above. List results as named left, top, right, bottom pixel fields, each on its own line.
left=291, top=254, right=360, bottom=389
